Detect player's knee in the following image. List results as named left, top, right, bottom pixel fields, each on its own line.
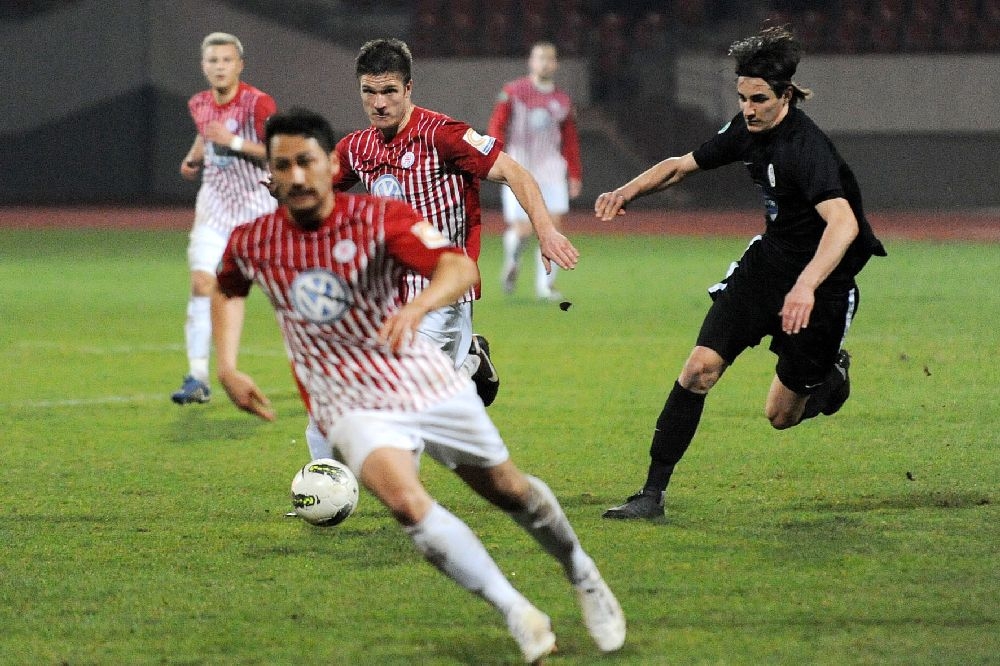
left=766, top=406, right=799, bottom=430
left=382, top=487, right=434, bottom=527
left=679, top=358, right=723, bottom=393
left=190, top=270, right=216, bottom=296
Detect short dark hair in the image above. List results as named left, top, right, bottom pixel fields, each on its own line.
left=355, top=38, right=412, bottom=84
left=729, top=26, right=811, bottom=103
left=264, top=107, right=337, bottom=155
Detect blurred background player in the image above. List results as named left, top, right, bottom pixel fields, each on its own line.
left=303, top=37, right=580, bottom=461
left=172, top=32, right=277, bottom=404
left=213, top=107, right=625, bottom=662
left=594, top=26, right=886, bottom=520
left=488, top=41, right=582, bottom=301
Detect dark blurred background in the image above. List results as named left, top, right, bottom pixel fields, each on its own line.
left=2, top=0, right=998, bottom=211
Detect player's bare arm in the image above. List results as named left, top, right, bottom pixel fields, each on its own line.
left=180, top=135, right=205, bottom=180
left=379, top=252, right=479, bottom=352
left=780, top=197, right=860, bottom=335
left=211, top=288, right=275, bottom=420
left=203, top=120, right=268, bottom=159
left=594, top=152, right=701, bottom=221
left=487, top=151, right=580, bottom=272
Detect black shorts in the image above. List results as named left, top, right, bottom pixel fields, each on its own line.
left=696, top=263, right=859, bottom=394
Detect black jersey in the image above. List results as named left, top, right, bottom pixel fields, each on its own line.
left=693, top=106, right=885, bottom=292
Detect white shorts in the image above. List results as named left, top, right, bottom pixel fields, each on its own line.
left=187, top=223, right=229, bottom=274
left=419, top=301, right=473, bottom=370
left=502, top=181, right=569, bottom=223
left=325, top=383, right=509, bottom=475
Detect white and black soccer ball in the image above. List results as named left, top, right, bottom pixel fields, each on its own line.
left=290, top=458, right=359, bottom=526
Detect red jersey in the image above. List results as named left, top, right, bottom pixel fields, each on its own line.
left=332, top=106, right=502, bottom=302
left=188, top=81, right=277, bottom=234
left=487, top=76, right=581, bottom=186
left=217, top=192, right=468, bottom=424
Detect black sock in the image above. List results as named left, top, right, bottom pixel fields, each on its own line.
left=643, top=381, right=706, bottom=493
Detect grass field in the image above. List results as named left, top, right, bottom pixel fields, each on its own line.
left=1, top=227, right=997, bottom=665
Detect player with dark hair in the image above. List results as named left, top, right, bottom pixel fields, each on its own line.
left=213, top=107, right=625, bottom=663
left=595, top=26, right=886, bottom=520
left=172, top=32, right=277, bottom=404
left=301, top=37, right=579, bottom=461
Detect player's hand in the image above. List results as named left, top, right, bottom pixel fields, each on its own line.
left=204, top=120, right=233, bottom=145
left=537, top=229, right=580, bottom=272
left=594, top=188, right=629, bottom=221
left=378, top=307, right=422, bottom=353
left=219, top=369, right=275, bottom=421
left=780, top=283, right=815, bottom=335
left=180, top=158, right=202, bottom=181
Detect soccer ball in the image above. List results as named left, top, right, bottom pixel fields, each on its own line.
left=290, top=458, right=359, bottom=526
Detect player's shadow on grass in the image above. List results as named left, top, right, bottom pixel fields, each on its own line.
left=165, top=397, right=300, bottom=445
left=804, top=492, right=991, bottom=512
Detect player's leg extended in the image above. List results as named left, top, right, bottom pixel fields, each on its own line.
left=500, top=185, right=531, bottom=294
left=774, top=289, right=856, bottom=425
left=173, top=222, right=227, bottom=404
left=361, top=447, right=554, bottom=663
left=456, top=461, right=626, bottom=653
left=604, top=346, right=727, bottom=519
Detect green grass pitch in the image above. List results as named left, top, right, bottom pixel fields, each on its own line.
left=1, top=227, right=996, bottom=664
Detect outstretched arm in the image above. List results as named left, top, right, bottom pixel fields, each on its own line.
left=487, top=152, right=580, bottom=272
left=594, top=152, right=701, bottom=221
left=211, top=287, right=275, bottom=420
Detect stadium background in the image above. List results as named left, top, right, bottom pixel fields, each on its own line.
left=1, top=0, right=998, bottom=234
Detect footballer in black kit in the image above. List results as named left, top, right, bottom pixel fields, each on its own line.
left=693, top=104, right=886, bottom=397
left=593, top=26, right=886, bottom=520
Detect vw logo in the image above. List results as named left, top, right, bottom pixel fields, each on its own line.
left=290, top=269, right=352, bottom=324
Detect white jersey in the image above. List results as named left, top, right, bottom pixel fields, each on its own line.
left=188, top=81, right=277, bottom=234
left=217, top=192, right=469, bottom=428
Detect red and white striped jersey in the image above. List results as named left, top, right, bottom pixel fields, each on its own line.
left=332, top=106, right=502, bottom=302
left=487, top=76, right=581, bottom=187
left=188, top=81, right=277, bottom=234
left=217, top=192, right=468, bottom=423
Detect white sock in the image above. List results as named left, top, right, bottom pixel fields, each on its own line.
left=502, top=227, right=524, bottom=270
left=510, top=476, right=596, bottom=585
left=406, top=502, right=527, bottom=615
left=535, top=250, right=559, bottom=296
left=185, top=296, right=212, bottom=381
left=305, top=416, right=333, bottom=460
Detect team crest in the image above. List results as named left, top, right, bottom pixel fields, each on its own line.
left=225, top=117, right=239, bottom=132
left=290, top=269, right=352, bottom=324
left=371, top=174, right=405, bottom=200
left=462, top=128, right=496, bottom=155
left=333, top=239, right=357, bottom=263
left=401, top=151, right=415, bottom=168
